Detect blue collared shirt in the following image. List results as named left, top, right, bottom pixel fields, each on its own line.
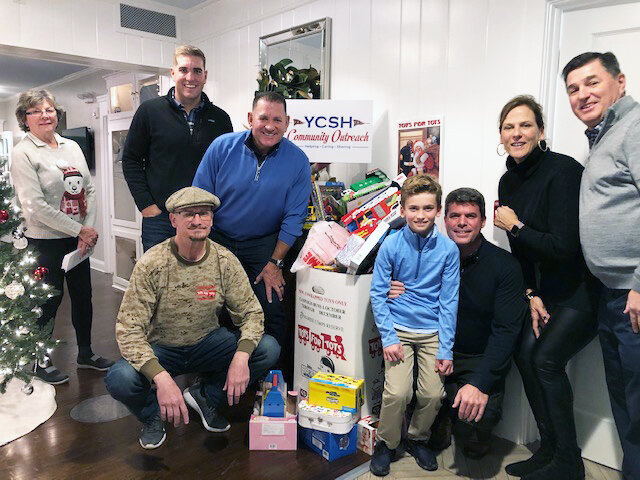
left=171, top=89, right=205, bottom=135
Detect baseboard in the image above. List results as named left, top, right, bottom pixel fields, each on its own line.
left=575, top=407, right=622, bottom=470
left=89, top=258, right=106, bottom=273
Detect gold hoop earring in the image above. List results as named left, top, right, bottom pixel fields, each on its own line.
left=538, top=139, right=549, bottom=152
left=496, top=143, right=506, bottom=156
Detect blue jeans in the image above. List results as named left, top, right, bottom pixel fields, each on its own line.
left=105, top=328, right=279, bottom=422
left=141, top=212, right=175, bottom=252
left=598, top=288, right=640, bottom=480
left=211, top=230, right=287, bottom=347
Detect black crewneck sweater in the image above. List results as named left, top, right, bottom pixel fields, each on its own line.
left=498, top=146, right=599, bottom=312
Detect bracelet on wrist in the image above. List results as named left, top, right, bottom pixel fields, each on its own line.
left=526, top=290, right=539, bottom=301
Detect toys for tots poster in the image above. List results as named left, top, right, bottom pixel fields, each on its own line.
left=397, top=117, right=442, bottom=181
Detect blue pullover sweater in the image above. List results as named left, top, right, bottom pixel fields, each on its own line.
left=370, top=225, right=460, bottom=360
left=193, top=131, right=311, bottom=246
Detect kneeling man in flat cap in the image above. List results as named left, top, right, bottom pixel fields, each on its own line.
left=105, top=186, right=279, bottom=449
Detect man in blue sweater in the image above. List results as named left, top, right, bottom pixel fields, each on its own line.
left=193, top=92, right=311, bottom=349
left=369, top=174, right=460, bottom=476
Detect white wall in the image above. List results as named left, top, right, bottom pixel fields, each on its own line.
left=0, top=0, right=183, bottom=69
left=187, top=0, right=547, bottom=246
left=0, top=70, right=112, bottom=266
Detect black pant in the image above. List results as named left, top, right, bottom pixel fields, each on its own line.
left=516, top=305, right=597, bottom=457
left=598, top=288, right=640, bottom=479
left=29, top=237, right=93, bottom=348
left=444, top=353, right=506, bottom=433
left=210, top=231, right=287, bottom=347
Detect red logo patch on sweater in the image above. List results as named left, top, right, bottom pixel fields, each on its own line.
left=196, top=285, right=217, bottom=300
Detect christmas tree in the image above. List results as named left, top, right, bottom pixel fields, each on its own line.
left=0, top=155, right=58, bottom=393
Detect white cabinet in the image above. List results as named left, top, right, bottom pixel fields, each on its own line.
left=102, top=72, right=169, bottom=290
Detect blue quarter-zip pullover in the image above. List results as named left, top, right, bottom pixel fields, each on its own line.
left=370, top=224, right=460, bottom=360
left=193, top=130, right=311, bottom=245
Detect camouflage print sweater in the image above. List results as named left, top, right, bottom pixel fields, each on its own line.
left=115, top=238, right=264, bottom=381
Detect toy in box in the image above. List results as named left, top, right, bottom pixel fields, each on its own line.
left=308, top=373, right=364, bottom=413
left=299, top=424, right=358, bottom=461
left=298, top=400, right=359, bottom=435
left=262, top=370, right=286, bottom=418
left=357, top=415, right=379, bottom=455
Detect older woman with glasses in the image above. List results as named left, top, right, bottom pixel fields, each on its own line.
left=10, top=89, right=113, bottom=385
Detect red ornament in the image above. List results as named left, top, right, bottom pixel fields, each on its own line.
left=34, top=266, right=49, bottom=280
left=0, top=210, right=8, bottom=223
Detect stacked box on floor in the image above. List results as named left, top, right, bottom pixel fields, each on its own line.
left=298, top=373, right=364, bottom=461
left=249, top=370, right=298, bottom=451
left=308, top=373, right=365, bottom=413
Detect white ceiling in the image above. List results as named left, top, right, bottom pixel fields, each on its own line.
left=0, top=53, right=90, bottom=101
left=150, top=0, right=211, bottom=9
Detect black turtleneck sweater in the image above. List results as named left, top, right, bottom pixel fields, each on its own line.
left=498, top=146, right=599, bottom=312
left=455, top=236, right=528, bottom=393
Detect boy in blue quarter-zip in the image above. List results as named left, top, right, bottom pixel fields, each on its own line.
left=369, top=174, right=460, bottom=477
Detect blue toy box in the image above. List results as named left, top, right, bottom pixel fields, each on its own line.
left=299, top=424, right=358, bottom=461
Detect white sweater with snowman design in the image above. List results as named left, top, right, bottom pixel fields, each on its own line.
left=10, top=132, right=96, bottom=239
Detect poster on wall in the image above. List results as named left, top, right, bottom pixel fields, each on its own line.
left=397, top=117, right=442, bottom=181
left=285, top=99, right=373, bottom=164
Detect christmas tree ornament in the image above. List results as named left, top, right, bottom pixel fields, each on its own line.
left=13, top=236, right=28, bottom=250
left=5, top=281, right=25, bottom=299
left=33, top=266, right=49, bottom=281
left=21, top=381, right=34, bottom=395
left=31, top=306, right=43, bottom=318
left=0, top=210, right=8, bottom=223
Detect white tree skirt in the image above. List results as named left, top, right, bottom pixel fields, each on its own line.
left=0, top=377, right=57, bottom=446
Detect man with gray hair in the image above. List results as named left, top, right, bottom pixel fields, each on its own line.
left=563, top=51, right=640, bottom=479
left=122, top=45, right=233, bottom=251
left=105, top=187, right=279, bottom=450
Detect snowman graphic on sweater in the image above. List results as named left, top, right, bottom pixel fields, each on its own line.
left=60, top=167, right=87, bottom=221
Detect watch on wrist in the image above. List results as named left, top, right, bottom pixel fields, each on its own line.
left=526, top=290, right=538, bottom=301
left=269, top=257, right=284, bottom=268
left=510, top=224, right=521, bottom=237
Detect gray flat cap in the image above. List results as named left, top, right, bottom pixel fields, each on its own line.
left=165, top=186, right=221, bottom=213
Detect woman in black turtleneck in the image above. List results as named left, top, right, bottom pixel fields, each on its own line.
left=494, top=95, right=600, bottom=480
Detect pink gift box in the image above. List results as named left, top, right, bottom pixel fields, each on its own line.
left=249, top=414, right=297, bottom=450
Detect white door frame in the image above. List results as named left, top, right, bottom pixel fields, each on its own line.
left=540, top=0, right=639, bottom=139
left=97, top=94, right=114, bottom=274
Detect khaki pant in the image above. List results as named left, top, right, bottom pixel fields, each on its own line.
left=377, top=331, right=444, bottom=449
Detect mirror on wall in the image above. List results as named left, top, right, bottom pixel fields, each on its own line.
left=258, top=18, right=331, bottom=99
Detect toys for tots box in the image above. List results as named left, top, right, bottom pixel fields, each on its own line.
left=294, top=268, right=384, bottom=418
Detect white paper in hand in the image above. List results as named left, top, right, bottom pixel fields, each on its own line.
left=61, top=247, right=93, bottom=272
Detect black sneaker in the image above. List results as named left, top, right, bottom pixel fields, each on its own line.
left=139, top=414, right=166, bottom=449
left=77, top=354, right=114, bottom=371
left=406, top=439, right=438, bottom=471
left=370, top=440, right=396, bottom=477
left=34, top=362, right=69, bottom=385
left=183, top=386, right=230, bottom=432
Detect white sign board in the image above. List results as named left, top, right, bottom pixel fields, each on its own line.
left=285, top=100, right=373, bottom=164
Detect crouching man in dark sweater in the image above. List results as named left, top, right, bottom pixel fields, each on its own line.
left=390, top=188, right=528, bottom=458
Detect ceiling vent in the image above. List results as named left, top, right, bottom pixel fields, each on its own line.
left=119, top=3, right=177, bottom=38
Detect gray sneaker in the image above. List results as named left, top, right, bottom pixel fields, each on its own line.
left=139, top=414, right=166, bottom=449
left=183, top=386, right=230, bottom=432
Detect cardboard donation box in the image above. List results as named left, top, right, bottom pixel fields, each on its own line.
left=294, top=268, right=384, bottom=418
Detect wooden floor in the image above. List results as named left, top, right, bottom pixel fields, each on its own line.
left=353, top=437, right=622, bottom=480
left=0, top=271, right=623, bottom=480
